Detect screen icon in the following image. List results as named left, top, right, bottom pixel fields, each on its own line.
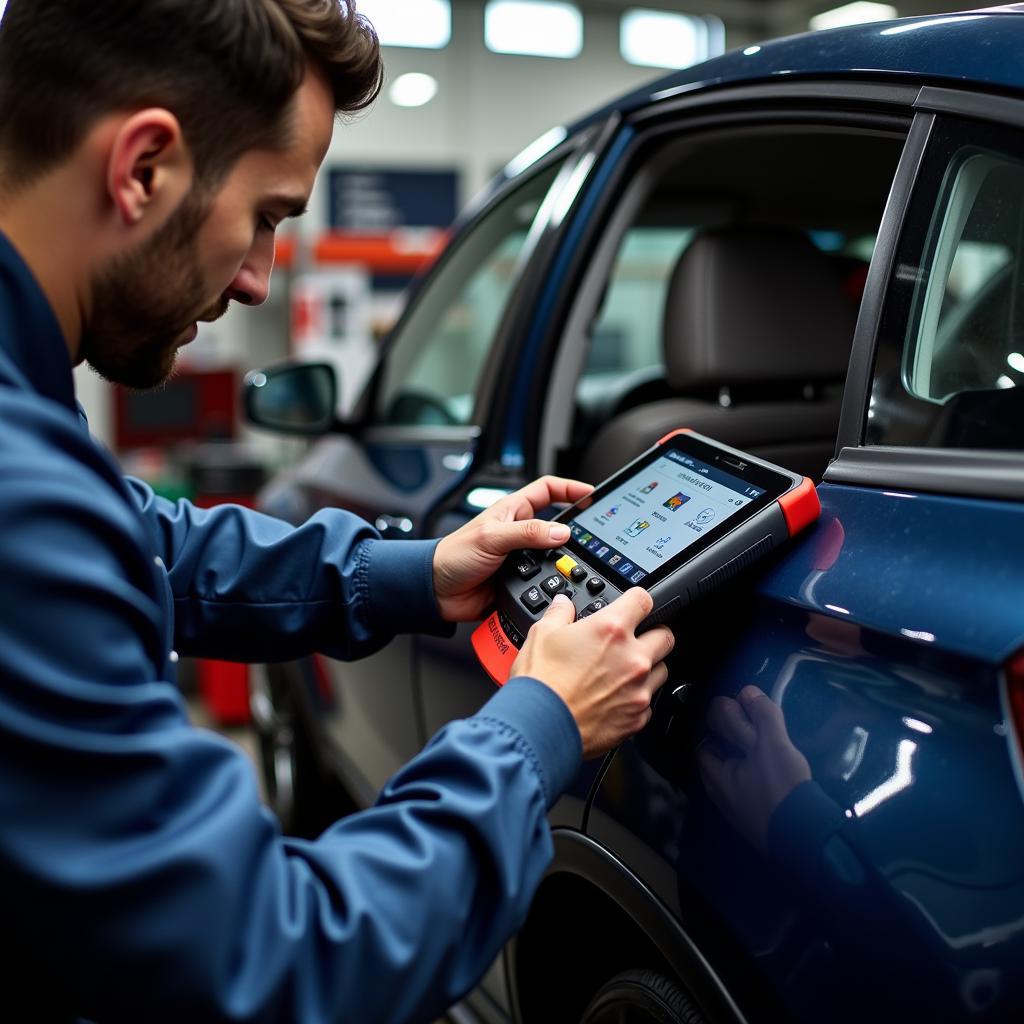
left=625, top=519, right=651, bottom=538
left=603, top=505, right=620, bottom=518
left=694, top=508, right=716, bottom=525
left=653, top=536, right=671, bottom=551
left=618, top=562, right=634, bottom=576
left=587, top=537, right=603, bottom=551
left=579, top=532, right=593, bottom=545
left=663, top=492, right=691, bottom=512
left=608, top=554, right=622, bottom=567
left=595, top=545, right=610, bottom=558
left=630, top=570, right=647, bottom=584
left=640, top=481, right=659, bottom=494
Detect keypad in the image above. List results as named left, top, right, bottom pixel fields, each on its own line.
left=541, top=574, right=566, bottom=596
left=513, top=552, right=540, bottom=580
left=579, top=598, right=609, bottom=619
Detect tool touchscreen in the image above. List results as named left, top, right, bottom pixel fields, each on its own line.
left=567, top=448, right=768, bottom=586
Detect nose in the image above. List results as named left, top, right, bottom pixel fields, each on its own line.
left=226, top=233, right=275, bottom=307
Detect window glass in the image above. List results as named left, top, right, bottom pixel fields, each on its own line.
left=575, top=227, right=693, bottom=410
left=868, top=118, right=1024, bottom=449
left=375, top=158, right=567, bottom=426
left=574, top=225, right=873, bottom=415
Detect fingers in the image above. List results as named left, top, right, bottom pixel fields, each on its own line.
left=480, top=517, right=571, bottom=555
left=645, top=660, right=669, bottom=700
left=538, top=593, right=576, bottom=627
left=706, top=695, right=757, bottom=753
left=606, top=587, right=654, bottom=629
left=504, top=475, right=593, bottom=520
left=638, top=625, right=675, bottom=665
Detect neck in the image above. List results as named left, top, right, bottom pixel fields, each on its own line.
left=0, top=172, right=92, bottom=364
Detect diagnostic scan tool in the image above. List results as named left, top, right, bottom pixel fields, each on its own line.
left=472, top=429, right=820, bottom=685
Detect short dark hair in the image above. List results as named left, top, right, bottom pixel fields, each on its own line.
left=0, top=0, right=382, bottom=191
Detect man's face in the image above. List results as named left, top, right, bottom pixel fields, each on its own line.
left=81, top=66, right=335, bottom=390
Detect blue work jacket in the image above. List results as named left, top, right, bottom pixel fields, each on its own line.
left=0, top=232, right=582, bottom=1023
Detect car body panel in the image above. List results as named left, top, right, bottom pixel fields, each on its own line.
left=587, top=481, right=1024, bottom=1022
left=561, top=12, right=1024, bottom=151
left=260, top=433, right=479, bottom=795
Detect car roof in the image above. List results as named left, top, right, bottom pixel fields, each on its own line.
left=584, top=7, right=1024, bottom=130
left=484, top=8, right=1024, bottom=216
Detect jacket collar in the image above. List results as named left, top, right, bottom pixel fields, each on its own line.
left=0, top=230, right=77, bottom=412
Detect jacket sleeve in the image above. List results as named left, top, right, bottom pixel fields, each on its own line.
left=0, top=443, right=583, bottom=1023
left=124, top=476, right=452, bottom=663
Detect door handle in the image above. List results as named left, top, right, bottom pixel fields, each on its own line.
left=375, top=514, right=415, bottom=538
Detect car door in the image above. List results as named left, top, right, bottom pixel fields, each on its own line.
left=570, top=93, right=1024, bottom=1024
left=257, top=130, right=606, bottom=804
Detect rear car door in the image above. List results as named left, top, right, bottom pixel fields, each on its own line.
left=577, top=91, right=1024, bottom=1024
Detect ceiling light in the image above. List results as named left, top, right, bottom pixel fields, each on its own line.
left=389, top=73, right=439, bottom=108
left=1007, top=351, right=1024, bottom=373
left=485, top=1, right=583, bottom=59
left=810, top=2, right=897, bottom=32
left=359, top=0, right=451, bottom=50
left=621, top=9, right=707, bottom=69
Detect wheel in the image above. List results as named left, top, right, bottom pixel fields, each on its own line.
left=579, top=968, right=708, bottom=1024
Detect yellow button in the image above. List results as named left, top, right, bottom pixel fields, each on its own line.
left=556, top=555, right=578, bottom=579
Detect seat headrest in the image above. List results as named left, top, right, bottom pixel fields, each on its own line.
left=663, top=227, right=858, bottom=390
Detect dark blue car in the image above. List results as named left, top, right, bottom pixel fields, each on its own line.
left=245, top=7, right=1024, bottom=1022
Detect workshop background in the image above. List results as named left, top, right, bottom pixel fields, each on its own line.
left=52, top=0, right=977, bottom=747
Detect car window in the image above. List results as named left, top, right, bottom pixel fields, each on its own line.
left=374, top=157, right=569, bottom=427
left=868, top=118, right=1024, bottom=449
left=575, top=227, right=694, bottom=406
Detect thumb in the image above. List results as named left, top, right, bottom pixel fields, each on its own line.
left=484, top=518, right=570, bottom=555
left=541, top=593, right=576, bottom=626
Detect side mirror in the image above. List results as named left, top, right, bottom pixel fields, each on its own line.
left=243, top=362, right=343, bottom=436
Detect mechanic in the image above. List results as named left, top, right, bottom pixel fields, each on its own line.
left=0, top=2, right=674, bottom=1021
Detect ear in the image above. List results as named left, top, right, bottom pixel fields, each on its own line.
left=106, top=109, right=194, bottom=231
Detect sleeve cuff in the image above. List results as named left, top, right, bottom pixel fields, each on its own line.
left=474, top=677, right=583, bottom=808
left=360, top=538, right=455, bottom=638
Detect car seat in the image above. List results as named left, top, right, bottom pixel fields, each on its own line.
left=578, top=226, right=859, bottom=484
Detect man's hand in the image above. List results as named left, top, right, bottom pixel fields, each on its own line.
left=511, top=591, right=674, bottom=759
left=432, top=475, right=593, bottom=623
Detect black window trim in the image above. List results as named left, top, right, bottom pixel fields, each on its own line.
left=828, top=85, right=1024, bottom=502
left=827, top=445, right=1024, bottom=500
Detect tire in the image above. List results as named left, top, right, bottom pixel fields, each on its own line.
left=579, top=969, right=708, bottom=1024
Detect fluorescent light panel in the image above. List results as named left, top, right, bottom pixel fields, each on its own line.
left=621, top=9, right=705, bottom=69
left=359, top=0, right=451, bottom=50
left=485, top=1, right=583, bottom=59
left=389, top=73, right=439, bottom=108
left=810, top=2, right=897, bottom=32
